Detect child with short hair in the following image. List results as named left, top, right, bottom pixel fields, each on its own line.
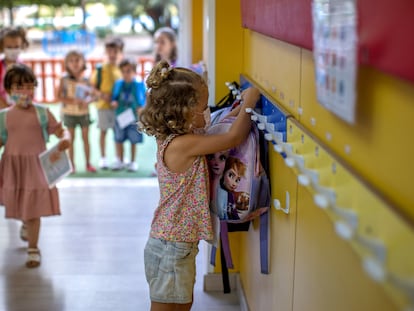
left=91, top=36, right=124, bottom=169
left=110, top=58, right=146, bottom=172
left=0, top=26, right=30, bottom=108
left=0, top=63, right=70, bottom=268
left=139, top=60, right=260, bottom=310
left=56, top=50, right=96, bottom=173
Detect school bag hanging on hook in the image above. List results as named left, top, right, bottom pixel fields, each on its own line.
left=207, top=111, right=271, bottom=293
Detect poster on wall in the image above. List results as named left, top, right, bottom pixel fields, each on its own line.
left=312, top=0, right=357, bottom=124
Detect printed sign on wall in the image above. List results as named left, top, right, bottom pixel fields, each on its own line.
left=312, top=0, right=357, bottom=124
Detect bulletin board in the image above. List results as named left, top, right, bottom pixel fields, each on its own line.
left=240, top=0, right=313, bottom=50
left=240, top=0, right=414, bottom=83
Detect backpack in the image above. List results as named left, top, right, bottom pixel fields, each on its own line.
left=210, top=81, right=240, bottom=113
left=207, top=109, right=271, bottom=293
left=0, top=104, right=49, bottom=145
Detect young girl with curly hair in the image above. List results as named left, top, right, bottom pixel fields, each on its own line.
left=139, top=59, right=260, bottom=311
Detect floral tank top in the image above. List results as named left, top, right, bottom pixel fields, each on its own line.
left=150, top=134, right=214, bottom=242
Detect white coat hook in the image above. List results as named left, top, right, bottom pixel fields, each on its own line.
left=363, top=257, right=386, bottom=282
left=273, top=191, right=290, bottom=214
left=356, top=234, right=387, bottom=264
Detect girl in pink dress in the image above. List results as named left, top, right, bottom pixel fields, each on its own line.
left=0, top=63, right=70, bottom=268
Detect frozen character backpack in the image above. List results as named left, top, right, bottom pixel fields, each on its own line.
left=207, top=106, right=271, bottom=293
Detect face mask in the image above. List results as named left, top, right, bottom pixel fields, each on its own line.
left=10, top=93, right=31, bottom=108
left=192, top=107, right=211, bottom=134
left=203, top=107, right=211, bottom=129
left=4, top=48, right=21, bottom=61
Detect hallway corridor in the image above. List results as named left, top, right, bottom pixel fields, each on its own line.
left=0, top=178, right=240, bottom=311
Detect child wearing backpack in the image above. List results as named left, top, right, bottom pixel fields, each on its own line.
left=91, top=36, right=124, bottom=169
left=0, top=63, right=70, bottom=268
left=138, top=60, right=260, bottom=310
left=56, top=50, right=96, bottom=173
left=0, top=26, right=30, bottom=108
left=110, top=58, right=146, bottom=171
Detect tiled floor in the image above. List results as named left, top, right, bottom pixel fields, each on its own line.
left=0, top=178, right=240, bottom=311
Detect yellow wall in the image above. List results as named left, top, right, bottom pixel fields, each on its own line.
left=238, top=29, right=414, bottom=311
left=191, top=0, right=203, bottom=63
left=213, top=0, right=244, bottom=103
left=200, top=1, right=414, bottom=310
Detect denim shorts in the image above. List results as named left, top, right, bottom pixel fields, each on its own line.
left=144, top=237, right=199, bottom=304
left=114, top=122, right=143, bottom=144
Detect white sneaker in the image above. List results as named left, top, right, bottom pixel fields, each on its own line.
left=127, top=162, right=139, bottom=172
left=99, top=158, right=109, bottom=170
left=111, top=159, right=124, bottom=171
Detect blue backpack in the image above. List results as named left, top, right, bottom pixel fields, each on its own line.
left=0, top=104, right=49, bottom=145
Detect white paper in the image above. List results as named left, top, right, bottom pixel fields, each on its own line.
left=312, top=0, right=357, bottom=124
left=39, top=143, right=72, bottom=188
left=75, top=84, right=93, bottom=102
left=116, top=108, right=136, bottom=129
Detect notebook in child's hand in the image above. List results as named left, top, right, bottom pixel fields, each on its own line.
left=39, top=143, right=72, bottom=188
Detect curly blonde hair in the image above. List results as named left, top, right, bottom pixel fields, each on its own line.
left=138, top=60, right=207, bottom=140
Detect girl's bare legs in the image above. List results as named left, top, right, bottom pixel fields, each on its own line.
left=130, top=142, right=136, bottom=163
left=81, top=126, right=90, bottom=164
left=100, top=129, right=107, bottom=159
left=26, top=218, right=41, bottom=249
left=99, top=129, right=109, bottom=169
left=25, top=218, right=41, bottom=268
left=68, top=127, right=76, bottom=171
left=82, top=126, right=96, bottom=172
left=116, top=143, right=124, bottom=163
left=150, top=302, right=192, bottom=311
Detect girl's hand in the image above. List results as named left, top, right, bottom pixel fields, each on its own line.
left=111, top=100, right=118, bottom=108
left=57, top=138, right=70, bottom=152
left=100, top=92, right=111, bottom=102
left=49, top=151, right=61, bottom=163
left=80, top=100, right=89, bottom=109
left=241, top=87, right=260, bottom=109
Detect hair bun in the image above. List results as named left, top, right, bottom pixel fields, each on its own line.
left=160, top=67, right=171, bottom=79
left=146, top=60, right=171, bottom=89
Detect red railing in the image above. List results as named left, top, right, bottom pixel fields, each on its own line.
left=23, top=56, right=154, bottom=104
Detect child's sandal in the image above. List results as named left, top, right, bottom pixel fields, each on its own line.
left=26, top=248, right=41, bottom=268
left=20, top=224, right=28, bottom=241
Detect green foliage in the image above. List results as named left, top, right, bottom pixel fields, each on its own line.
left=111, top=0, right=178, bottom=35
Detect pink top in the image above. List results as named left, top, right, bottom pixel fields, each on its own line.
left=150, top=135, right=214, bottom=242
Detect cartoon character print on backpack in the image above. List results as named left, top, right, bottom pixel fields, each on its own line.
left=214, top=154, right=249, bottom=221
left=207, top=116, right=270, bottom=226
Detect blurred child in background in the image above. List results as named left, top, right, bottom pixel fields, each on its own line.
left=153, top=27, right=178, bottom=67
left=110, top=58, right=146, bottom=172
left=56, top=50, right=96, bottom=173
left=0, top=26, right=30, bottom=108
left=91, top=36, right=124, bottom=169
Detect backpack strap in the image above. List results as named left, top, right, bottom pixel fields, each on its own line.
left=95, top=63, right=103, bottom=90
left=0, top=108, right=9, bottom=145
left=33, top=104, right=49, bottom=142
left=260, top=210, right=270, bottom=274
